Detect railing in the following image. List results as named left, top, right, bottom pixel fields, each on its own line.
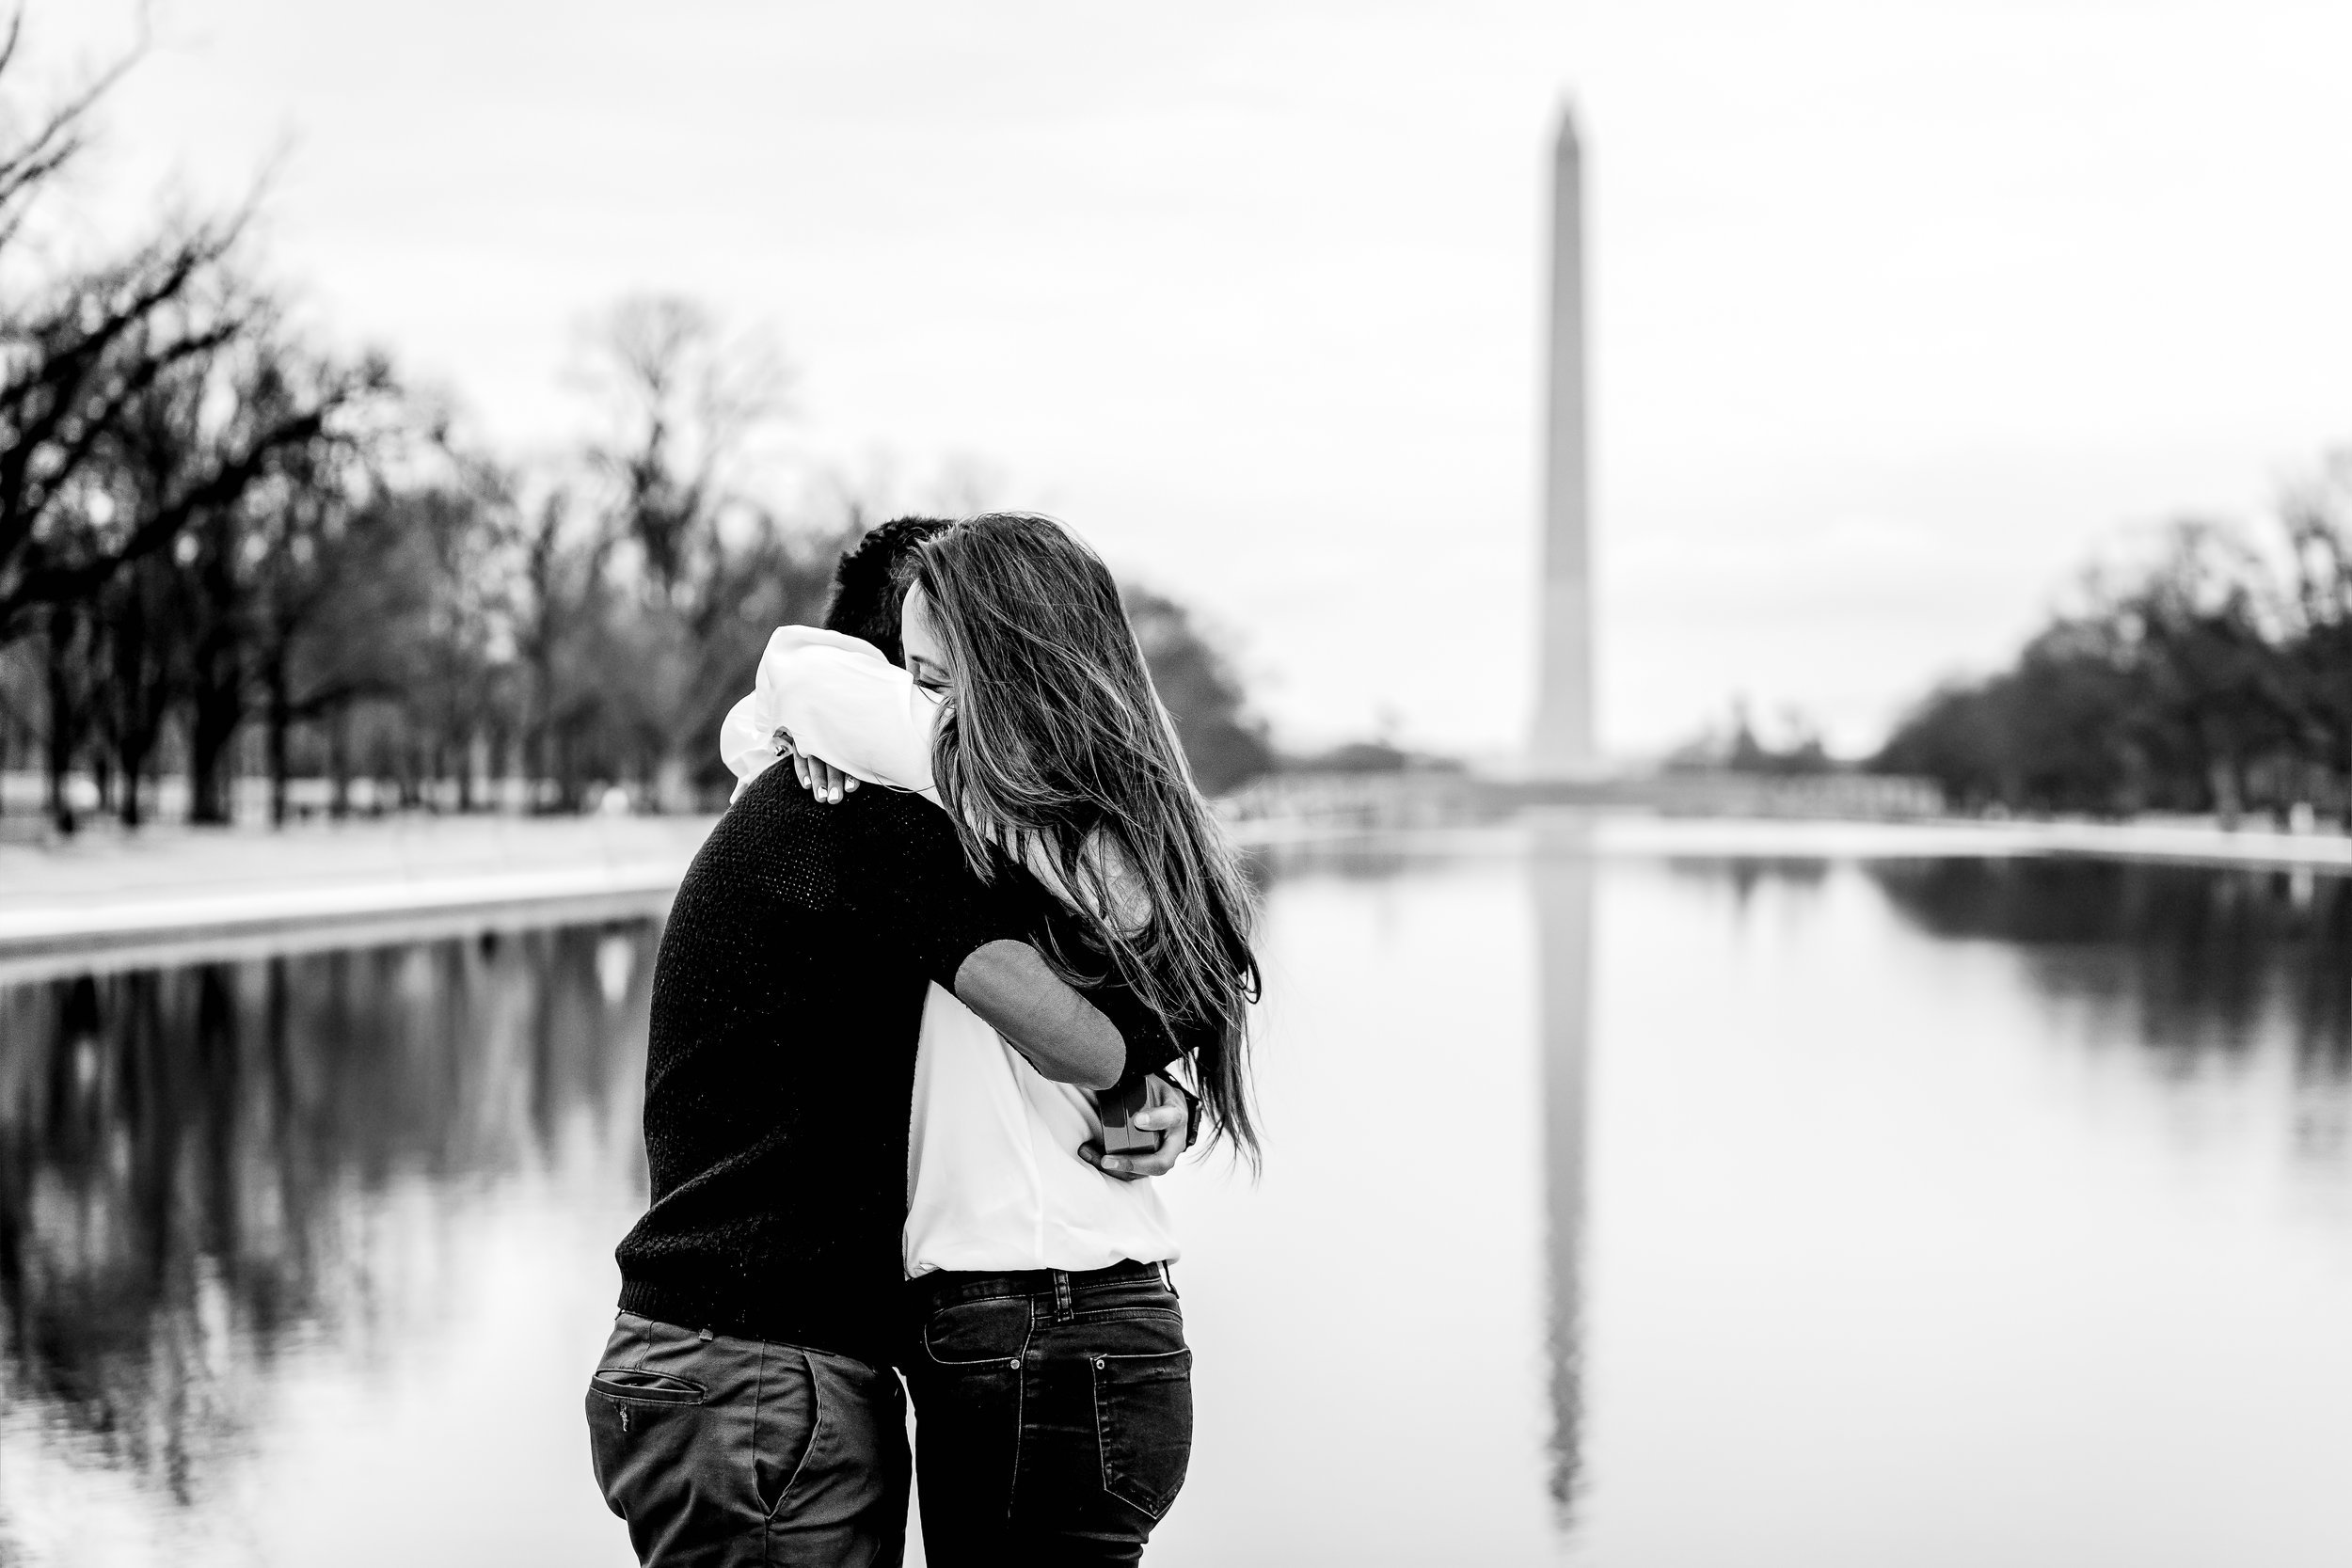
left=1221, top=768, right=1948, bottom=831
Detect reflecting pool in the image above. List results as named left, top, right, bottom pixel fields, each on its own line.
left=4, top=830, right=2350, bottom=1565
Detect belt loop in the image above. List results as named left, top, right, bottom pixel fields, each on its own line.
left=1051, top=1269, right=1073, bottom=1322
left=1158, top=1261, right=1172, bottom=1292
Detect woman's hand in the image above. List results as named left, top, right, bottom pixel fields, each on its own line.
left=789, top=752, right=859, bottom=805
left=1080, top=1075, right=1192, bottom=1180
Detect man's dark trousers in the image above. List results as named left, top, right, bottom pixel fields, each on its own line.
left=588, top=1311, right=910, bottom=1567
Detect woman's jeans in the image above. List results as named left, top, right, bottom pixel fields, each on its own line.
left=902, top=1259, right=1192, bottom=1566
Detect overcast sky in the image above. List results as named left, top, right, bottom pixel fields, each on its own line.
left=32, top=0, right=2352, bottom=757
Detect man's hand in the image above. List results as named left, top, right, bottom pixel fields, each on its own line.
left=1080, top=1073, right=1191, bottom=1181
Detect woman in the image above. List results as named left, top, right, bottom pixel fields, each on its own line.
left=724, top=513, right=1260, bottom=1565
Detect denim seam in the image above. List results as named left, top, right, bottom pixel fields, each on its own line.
left=611, top=1314, right=656, bottom=1376
left=923, top=1317, right=1032, bottom=1369
left=1005, top=1309, right=1036, bottom=1529
left=767, top=1348, right=827, bottom=1527
left=752, top=1338, right=774, bottom=1550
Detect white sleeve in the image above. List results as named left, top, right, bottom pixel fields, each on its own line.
left=720, top=626, right=943, bottom=802
left=719, top=684, right=785, bottom=803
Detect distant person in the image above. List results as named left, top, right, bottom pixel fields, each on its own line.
left=582, top=517, right=1195, bottom=1568
left=737, top=512, right=1263, bottom=1566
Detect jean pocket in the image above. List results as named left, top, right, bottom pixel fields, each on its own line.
left=1090, top=1348, right=1193, bottom=1520
left=921, top=1296, right=1030, bottom=1368
left=591, top=1368, right=707, bottom=1405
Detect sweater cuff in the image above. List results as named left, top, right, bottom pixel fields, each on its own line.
left=1151, top=1069, right=1204, bottom=1150
left=1087, top=982, right=1184, bottom=1082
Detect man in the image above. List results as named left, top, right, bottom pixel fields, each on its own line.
left=586, top=519, right=1189, bottom=1567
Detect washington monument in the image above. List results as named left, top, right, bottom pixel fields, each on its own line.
left=1532, top=103, right=1597, bottom=773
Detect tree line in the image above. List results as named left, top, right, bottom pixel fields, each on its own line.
left=1873, top=451, right=2352, bottom=822
left=0, top=28, right=1271, bottom=832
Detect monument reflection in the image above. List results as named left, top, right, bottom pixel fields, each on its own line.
left=1534, top=835, right=1594, bottom=1530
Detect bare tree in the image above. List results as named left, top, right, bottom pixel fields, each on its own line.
left=578, top=294, right=793, bottom=600
left=0, top=10, right=394, bottom=830
left=166, top=335, right=395, bottom=824
left=570, top=295, right=812, bottom=800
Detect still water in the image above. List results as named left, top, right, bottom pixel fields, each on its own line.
left=4, top=831, right=2350, bottom=1565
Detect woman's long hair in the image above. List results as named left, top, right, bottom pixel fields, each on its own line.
left=914, top=513, right=1262, bottom=1165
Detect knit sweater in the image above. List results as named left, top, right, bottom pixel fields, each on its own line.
left=612, top=764, right=1178, bottom=1368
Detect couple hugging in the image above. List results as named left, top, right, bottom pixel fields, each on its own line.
left=585, top=513, right=1262, bottom=1567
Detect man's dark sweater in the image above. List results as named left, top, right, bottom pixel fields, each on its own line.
left=613, top=765, right=1034, bottom=1368
left=613, top=764, right=1176, bottom=1370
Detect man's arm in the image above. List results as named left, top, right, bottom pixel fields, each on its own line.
left=952, top=939, right=1127, bottom=1090
left=847, top=796, right=1166, bottom=1096
left=844, top=794, right=1126, bottom=1085
left=954, top=944, right=1198, bottom=1172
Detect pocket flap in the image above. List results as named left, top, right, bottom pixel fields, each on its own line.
left=592, top=1368, right=707, bottom=1404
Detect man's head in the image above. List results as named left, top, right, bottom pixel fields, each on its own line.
left=821, top=516, right=952, bottom=665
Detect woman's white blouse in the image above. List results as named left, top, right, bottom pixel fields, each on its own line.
left=719, top=626, right=942, bottom=801
left=720, top=626, right=1181, bottom=1278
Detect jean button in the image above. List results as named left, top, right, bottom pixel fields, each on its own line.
left=1007, top=1357, right=1021, bottom=1370
left=1093, top=1357, right=1106, bottom=1370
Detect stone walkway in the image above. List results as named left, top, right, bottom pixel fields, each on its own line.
left=6, top=804, right=2344, bottom=977
left=0, top=813, right=717, bottom=966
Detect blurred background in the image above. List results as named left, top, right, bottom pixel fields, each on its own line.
left=2, top=3, right=2350, bottom=1564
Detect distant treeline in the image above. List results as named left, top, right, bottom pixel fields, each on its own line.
left=1873, top=453, right=2352, bottom=821
left=0, top=32, right=1269, bottom=832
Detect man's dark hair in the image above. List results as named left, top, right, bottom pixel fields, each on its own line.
left=822, top=516, right=953, bottom=665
